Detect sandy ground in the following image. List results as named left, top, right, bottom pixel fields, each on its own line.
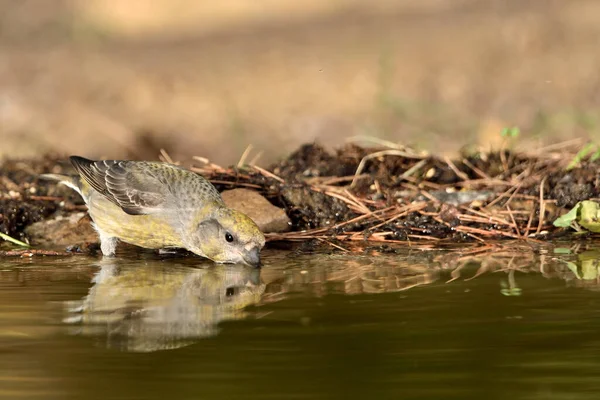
left=1, top=0, right=600, bottom=164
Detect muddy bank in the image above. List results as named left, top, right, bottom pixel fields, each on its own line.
left=199, top=141, right=600, bottom=244
left=0, top=141, right=598, bottom=251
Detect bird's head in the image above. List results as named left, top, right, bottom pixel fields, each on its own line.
left=187, top=206, right=265, bottom=266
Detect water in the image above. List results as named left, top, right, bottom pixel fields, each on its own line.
left=1, top=244, right=600, bottom=399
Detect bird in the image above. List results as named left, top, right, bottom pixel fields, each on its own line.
left=42, top=156, right=265, bottom=265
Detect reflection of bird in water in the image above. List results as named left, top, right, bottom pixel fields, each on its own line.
left=64, top=259, right=265, bottom=352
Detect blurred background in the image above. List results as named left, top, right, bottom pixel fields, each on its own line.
left=1, top=0, right=599, bottom=165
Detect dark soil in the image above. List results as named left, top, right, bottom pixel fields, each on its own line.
left=0, top=156, right=82, bottom=242
left=206, top=142, right=600, bottom=242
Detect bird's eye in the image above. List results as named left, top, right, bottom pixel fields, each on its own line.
left=225, top=232, right=234, bottom=243
left=225, top=287, right=236, bottom=297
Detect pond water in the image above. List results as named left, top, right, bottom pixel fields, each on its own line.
left=1, top=243, right=600, bottom=399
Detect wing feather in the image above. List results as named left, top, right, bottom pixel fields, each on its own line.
left=70, top=156, right=167, bottom=215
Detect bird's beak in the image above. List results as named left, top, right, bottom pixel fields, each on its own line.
left=243, top=246, right=261, bottom=267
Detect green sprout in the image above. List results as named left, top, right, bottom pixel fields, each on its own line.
left=500, top=126, right=520, bottom=138
left=567, top=142, right=600, bottom=170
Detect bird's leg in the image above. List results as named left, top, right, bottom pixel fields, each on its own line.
left=91, top=223, right=118, bottom=256
left=99, top=234, right=118, bottom=256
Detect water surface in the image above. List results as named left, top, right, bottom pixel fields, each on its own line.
left=1, top=244, right=600, bottom=399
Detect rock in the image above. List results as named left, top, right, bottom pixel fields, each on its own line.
left=221, top=189, right=290, bottom=233
left=25, top=212, right=98, bottom=246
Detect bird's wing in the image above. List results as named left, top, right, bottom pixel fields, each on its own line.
left=70, top=156, right=169, bottom=215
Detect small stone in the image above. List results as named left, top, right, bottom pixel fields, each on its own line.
left=25, top=212, right=98, bottom=246
left=221, top=188, right=290, bottom=233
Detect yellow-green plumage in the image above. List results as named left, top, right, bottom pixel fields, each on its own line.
left=82, top=181, right=181, bottom=248
left=42, top=156, right=265, bottom=265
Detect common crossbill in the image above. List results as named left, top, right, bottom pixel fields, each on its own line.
left=43, top=156, right=265, bottom=265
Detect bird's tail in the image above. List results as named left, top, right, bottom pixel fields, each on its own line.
left=39, top=174, right=82, bottom=196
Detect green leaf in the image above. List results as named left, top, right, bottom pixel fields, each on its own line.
left=578, top=201, right=600, bottom=232
left=553, top=202, right=582, bottom=227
